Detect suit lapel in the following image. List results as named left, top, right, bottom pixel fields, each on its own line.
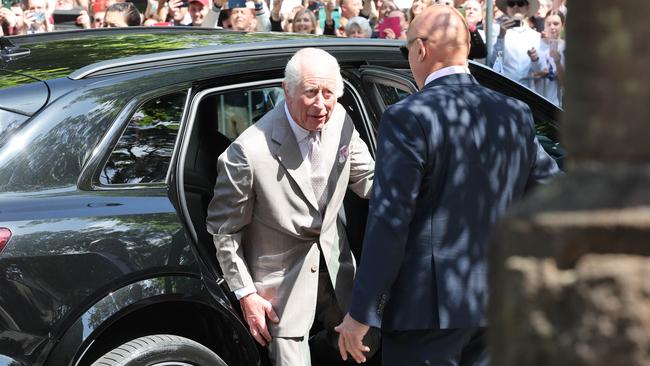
left=271, top=103, right=320, bottom=211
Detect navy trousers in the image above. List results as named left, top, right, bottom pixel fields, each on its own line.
left=381, top=328, right=488, bottom=366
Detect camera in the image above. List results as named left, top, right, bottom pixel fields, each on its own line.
left=33, top=11, right=46, bottom=23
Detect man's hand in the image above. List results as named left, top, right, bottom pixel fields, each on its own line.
left=240, top=293, right=279, bottom=346
left=335, top=313, right=370, bottom=363
left=76, top=10, right=91, bottom=29
left=0, top=8, right=17, bottom=29
left=498, top=16, right=521, bottom=37
left=527, top=47, right=539, bottom=62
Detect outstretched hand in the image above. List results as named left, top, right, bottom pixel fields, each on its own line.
left=240, top=293, right=280, bottom=346
left=335, top=313, right=371, bottom=363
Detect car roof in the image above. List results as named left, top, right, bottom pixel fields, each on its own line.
left=1, top=27, right=400, bottom=88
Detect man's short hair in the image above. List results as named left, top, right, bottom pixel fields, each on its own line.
left=283, top=48, right=344, bottom=99
left=106, top=2, right=141, bottom=26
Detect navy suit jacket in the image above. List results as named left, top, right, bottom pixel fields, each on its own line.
left=349, top=73, right=560, bottom=331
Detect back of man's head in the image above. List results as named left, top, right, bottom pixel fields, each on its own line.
left=410, top=5, right=469, bottom=64
left=105, top=2, right=140, bottom=27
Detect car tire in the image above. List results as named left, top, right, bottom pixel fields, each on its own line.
left=90, top=334, right=227, bottom=366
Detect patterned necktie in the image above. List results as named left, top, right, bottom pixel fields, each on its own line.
left=308, top=131, right=327, bottom=211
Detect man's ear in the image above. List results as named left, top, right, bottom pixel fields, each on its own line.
left=282, top=81, right=290, bottom=98
left=417, top=41, right=427, bottom=62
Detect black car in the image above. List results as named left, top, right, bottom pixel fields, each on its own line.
left=0, top=27, right=565, bottom=366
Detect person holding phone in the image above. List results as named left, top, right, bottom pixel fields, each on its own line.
left=488, top=0, right=541, bottom=88
left=378, top=8, right=405, bottom=39
left=528, top=9, right=565, bottom=106
left=0, top=2, right=25, bottom=35
left=23, top=0, right=53, bottom=33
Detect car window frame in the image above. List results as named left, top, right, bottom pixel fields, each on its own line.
left=359, top=66, right=418, bottom=124
left=78, top=85, right=192, bottom=191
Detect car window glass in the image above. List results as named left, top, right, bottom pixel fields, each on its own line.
left=376, top=84, right=411, bottom=106
left=216, top=87, right=284, bottom=140
left=100, top=91, right=187, bottom=185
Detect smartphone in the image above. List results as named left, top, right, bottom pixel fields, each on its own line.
left=512, top=18, right=521, bottom=27
left=377, top=16, right=401, bottom=38
left=33, top=11, right=46, bottom=23
left=180, top=0, right=189, bottom=7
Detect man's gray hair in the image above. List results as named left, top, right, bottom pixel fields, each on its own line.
left=284, top=48, right=344, bottom=99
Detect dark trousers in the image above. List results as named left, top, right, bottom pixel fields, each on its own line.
left=381, top=328, right=488, bottom=366
left=310, top=256, right=381, bottom=366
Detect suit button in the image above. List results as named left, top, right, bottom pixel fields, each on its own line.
left=311, top=265, right=318, bottom=273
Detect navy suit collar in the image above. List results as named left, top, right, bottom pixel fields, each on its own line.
left=422, top=73, right=479, bottom=90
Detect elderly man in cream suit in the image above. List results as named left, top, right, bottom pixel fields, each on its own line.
left=206, top=48, right=375, bottom=365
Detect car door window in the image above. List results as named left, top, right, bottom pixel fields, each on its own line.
left=216, top=87, right=284, bottom=140
left=100, top=91, right=187, bottom=185
left=375, top=84, right=411, bottom=106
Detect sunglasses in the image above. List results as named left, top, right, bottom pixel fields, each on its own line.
left=506, top=0, right=527, bottom=7
left=399, top=37, right=427, bottom=59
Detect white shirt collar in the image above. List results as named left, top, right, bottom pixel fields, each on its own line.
left=424, top=65, right=471, bottom=87
left=284, top=102, right=311, bottom=143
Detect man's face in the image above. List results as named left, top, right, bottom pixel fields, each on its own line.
left=284, top=62, right=338, bottom=131
left=506, top=0, right=529, bottom=17
left=341, top=0, right=362, bottom=19
left=229, top=7, right=253, bottom=31
left=27, top=0, right=47, bottom=12
left=464, top=1, right=482, bottom=24
left=189, top=2, right=208, bottom=25
left=103, top=10, right=128, bottom=27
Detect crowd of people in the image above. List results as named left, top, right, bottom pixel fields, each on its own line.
left=0, top=0, right=566, bottom=104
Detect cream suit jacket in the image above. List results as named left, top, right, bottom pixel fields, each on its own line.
left=206, top=102, right=375, bottom=337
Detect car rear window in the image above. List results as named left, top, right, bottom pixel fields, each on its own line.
left=100, top=91, right=187, bottom=185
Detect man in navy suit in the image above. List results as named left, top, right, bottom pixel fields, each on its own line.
left=335, top=4, right=560, bottom=365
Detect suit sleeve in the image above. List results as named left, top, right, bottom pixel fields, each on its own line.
left=522, top=104, right=562, bottom=191
left=206, top=141, right=255, bottom=292
left=348, top=105, right=428, bottom=327
left=347, top=128, right=375, bottom=199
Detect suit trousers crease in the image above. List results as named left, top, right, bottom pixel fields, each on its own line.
left=268, top=255, right=343, bottom=366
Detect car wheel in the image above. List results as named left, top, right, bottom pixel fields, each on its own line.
left=91, top=334, right=227, bottom=366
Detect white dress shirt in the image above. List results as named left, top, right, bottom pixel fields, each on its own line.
left=424, top=65, right=471, bottom=87
left=491, top=25, right=541, bottom=88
